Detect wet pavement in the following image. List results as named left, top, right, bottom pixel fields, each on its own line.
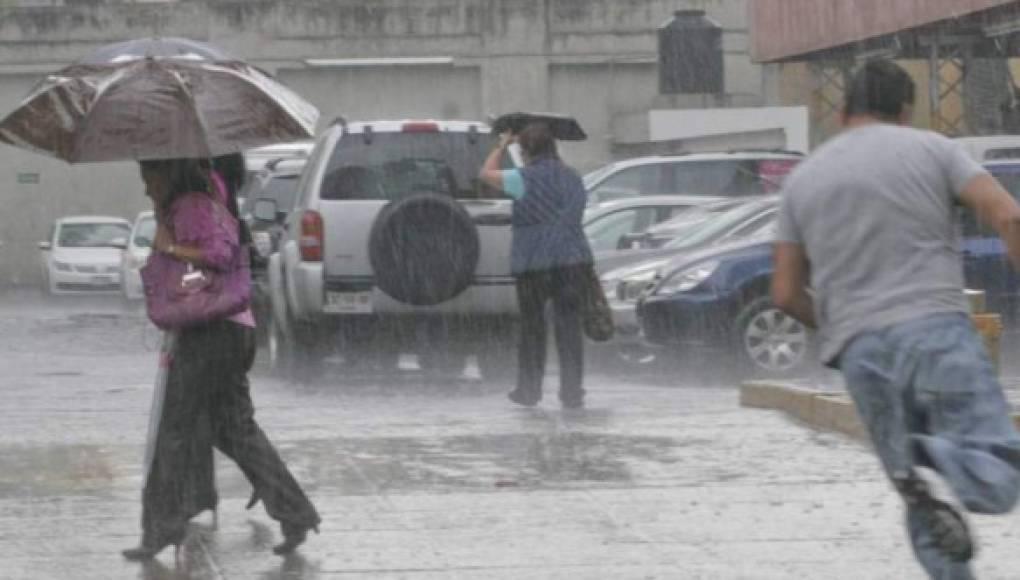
left=3, top=291, right=1020, bottom=579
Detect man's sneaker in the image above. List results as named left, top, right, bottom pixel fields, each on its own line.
left=896, top=474, right=975, bottom=562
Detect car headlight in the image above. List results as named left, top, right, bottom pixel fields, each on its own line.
left=53, top=261, right=72, bottom=272
left=619, top=270, right=659, bottom=302
left=654, top=261, right=719, bottom=295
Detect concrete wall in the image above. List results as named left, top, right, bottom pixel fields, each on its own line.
left=0, top=0, right=763, bottom=287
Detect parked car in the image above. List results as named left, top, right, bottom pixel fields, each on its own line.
left=39, top=216, right=131, bottom=295
left=268, top=119, right=518, bottom=377
left=595, top=196, right=779, bottom=275
left=956, top=135, right=1020, bottom=162
left=597, top=202, right=779, bottom=366
left=583, top=151, right=801, bottom=205
left=960, top=160, right=1020, bottom=324
left=121, top=211, right=155, bottom=300
left=635, top=158, right=1020, bottom=376
left=242, top=158, right=308, bottom=349
left=244, top=140, right=314, bottom=182
left=582, top=195, right=725, bottom=253
left=636, top=229, right=810, bottom=376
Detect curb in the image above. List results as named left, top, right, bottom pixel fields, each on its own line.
left=740, top=382, right=867, bottom=440
left=740, top=381, right=1020, bottom=440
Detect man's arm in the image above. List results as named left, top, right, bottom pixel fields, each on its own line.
left=772, top=242, right=816, bottom=329
left=958, top=173, right=1020, bottom=271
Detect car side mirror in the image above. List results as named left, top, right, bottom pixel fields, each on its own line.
left=253, top=198, right=278, bottom=223
left=38, top=241, right=52, bottom=251
left=134, top=236, right=152, bottom=249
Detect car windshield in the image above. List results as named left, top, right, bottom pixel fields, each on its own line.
left=662, top=201, right=775, bottom=249
left=241, top=174, right=302, bottom=214
left=638, top=200, right=744, bottom=246
left=320, top=131, right=508, bottom=201
left=57, top=222, right=130, bottom=248
left=133, top=217, right=156, bottom=249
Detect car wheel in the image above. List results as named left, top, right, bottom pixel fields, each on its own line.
left=733, top=297, right=811, bottom=376
left=419, top=348, right=468, bottom=375
left=270, top=309, right=325, bottom=381
left=369, top=193, right=480, bottom=306
left=476, top=347, right=516, bottom=382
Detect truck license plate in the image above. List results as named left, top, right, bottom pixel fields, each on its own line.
left=324, top=291, right=373, bottom=314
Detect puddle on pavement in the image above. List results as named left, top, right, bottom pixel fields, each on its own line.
left=0, top=444, right=120, bottom=497
left=254, top=431, right=679, bottom=495
left=0, top=430, right=682, bottom=500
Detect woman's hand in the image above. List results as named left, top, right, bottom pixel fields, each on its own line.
left=498, top=132, right=515, bottom=150
left=154, top=224, right=175, bottom=254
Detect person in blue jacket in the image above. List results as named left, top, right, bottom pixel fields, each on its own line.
left=480, top=122, right=594, bottom=409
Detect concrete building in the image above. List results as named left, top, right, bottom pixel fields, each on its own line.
left=0, top=0, right=768, bottom=287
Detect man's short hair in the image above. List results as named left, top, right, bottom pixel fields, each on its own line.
left=844, top=59, right=916, bottom=122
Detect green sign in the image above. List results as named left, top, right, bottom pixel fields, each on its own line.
left=17, top=172, right=39, bottom=184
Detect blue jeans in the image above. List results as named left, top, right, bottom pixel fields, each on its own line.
left=840, top=313, right=1020, bottom=580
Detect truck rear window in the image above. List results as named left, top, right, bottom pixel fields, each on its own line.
left=319, top=132, right=508, bottom=201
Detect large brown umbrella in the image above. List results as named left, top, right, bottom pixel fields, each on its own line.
left=0, top=38, right=319, bottom=163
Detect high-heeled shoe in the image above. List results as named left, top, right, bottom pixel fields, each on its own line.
left=122, top=530, right=186, bottom=563
left=272, top=522, right=319, bottom=556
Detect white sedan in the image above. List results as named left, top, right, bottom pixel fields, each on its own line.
left=39, top=216, right=131, bottom=294
left=121, top=211, right=155, bottom=300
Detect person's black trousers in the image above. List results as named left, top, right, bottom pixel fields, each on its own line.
left=141, top=319, right=320, bottom=545
left=514, top=264, right=587, bottom=406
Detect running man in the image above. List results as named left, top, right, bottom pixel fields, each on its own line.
left=772, top=59, right=1020, bottom=579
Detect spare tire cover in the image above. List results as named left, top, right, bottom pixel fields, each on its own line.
left=369, top=193, right=481, bottom=306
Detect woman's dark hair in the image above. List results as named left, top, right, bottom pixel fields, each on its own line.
left=517, top=122, right=559, bottom=161
left=844, top=59, right=916, bottom=122
left=209, top=153, right=252, bottom=245
left=141, top=155, right=251, bottom=245
left=139, top=158, right=209, bottom=208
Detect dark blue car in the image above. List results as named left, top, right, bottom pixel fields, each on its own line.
left=639, top=160, right=1020, bottom=376
left=637, top=233, right=804, bottom=375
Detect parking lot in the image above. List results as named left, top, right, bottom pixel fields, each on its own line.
left=3, top=292, right=1020, bottom=580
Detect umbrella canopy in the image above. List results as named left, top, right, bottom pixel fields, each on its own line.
left=78, top=37, right=232, bottom=65
left=0, top=38, right=319, bottom=163
left=491, top=112, right=587, bottom=141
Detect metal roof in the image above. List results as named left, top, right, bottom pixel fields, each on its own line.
left=751, top=0, right=1020, bottom=62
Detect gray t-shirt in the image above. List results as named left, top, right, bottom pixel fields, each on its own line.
left=776, top=124, right=987, bottom=365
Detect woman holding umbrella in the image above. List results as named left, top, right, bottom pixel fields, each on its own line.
left=122, top=158, right=320, bottom=561
left=0, top=37, right=324, bottom=561
left=479, top=120, right=594, bottom=409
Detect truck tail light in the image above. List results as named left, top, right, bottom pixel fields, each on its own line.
left=299, top=210, right=323, bottom=262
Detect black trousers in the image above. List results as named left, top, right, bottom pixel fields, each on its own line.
left=141, top=320, right=320, bottom=544
left=514, top=264, right=586, bottom=405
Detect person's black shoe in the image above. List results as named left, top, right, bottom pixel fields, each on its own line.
left=561, top=399, right=584, bottom=410
left=897, top=474, right=974, bottom=562
left=122, top=529, right=185, bottom=563
left=273, top=522, right=319, bottom=556
left=507, top=390, right=540, bottom=407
